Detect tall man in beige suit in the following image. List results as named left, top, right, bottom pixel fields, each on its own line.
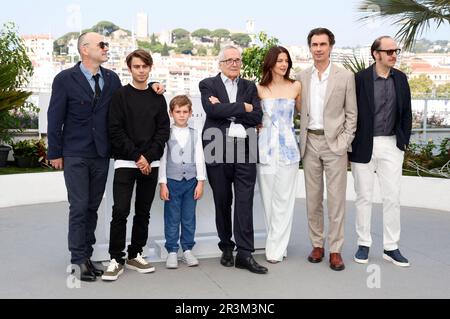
left=297, top=28, right=357, bottom=271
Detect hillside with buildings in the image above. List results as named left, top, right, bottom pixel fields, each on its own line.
left=21, top=14, right=450, bottom=106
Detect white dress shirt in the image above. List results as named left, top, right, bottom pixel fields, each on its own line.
left=308, top=63, right=331, bottom=130
left=220, top=73, right=247, bottom=138
left=158, top=124, right=207, bottom=184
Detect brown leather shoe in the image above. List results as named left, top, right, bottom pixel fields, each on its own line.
left=329, top=253, right=345, bottom=271
left=308, top=247, right=324, bottom=263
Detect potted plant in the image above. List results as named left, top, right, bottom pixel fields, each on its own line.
left=11, top=139, right=47, bottom=168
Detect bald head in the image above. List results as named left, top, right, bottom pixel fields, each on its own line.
left=77, top=32, right=102, bottom=54
left=77, top=32, right=109, bottom=66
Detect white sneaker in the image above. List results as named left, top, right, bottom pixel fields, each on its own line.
left=182, top=250, right=199, bottom=267
left=101, top=259, right=124, bottom=281
left=126, top=253, right=155, bottom=273
left=166, top=252, right=178, bottom=269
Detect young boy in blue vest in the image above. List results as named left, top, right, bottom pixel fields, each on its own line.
left=159, top=95, right=206, bottom=268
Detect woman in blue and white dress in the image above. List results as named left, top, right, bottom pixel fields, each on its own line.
left=257, top=46, right=301, bottom=263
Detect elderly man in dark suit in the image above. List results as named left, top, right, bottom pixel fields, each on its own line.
left=47, top=32, right=162, bottom=281
left=199, top=45, right=267, bottom=274
left=350, top=36, right=412, bottom=267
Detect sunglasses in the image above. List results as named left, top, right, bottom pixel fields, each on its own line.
left=376, top=48, right=401, bottom=56
left=97, top=41, right=109, bottom=49
left=82, top=41, right=109, bottom=49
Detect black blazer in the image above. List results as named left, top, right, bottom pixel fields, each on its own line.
left=47, top=62, right=122, bottom=159
left=349, top=64, right=412, bottom=163
left=199, top=73, right=262, bottom=165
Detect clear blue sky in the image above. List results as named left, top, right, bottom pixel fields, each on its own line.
left=2, top=0, right=449, bottom=46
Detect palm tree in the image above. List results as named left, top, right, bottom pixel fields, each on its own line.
left=342, top=55, right=368, bottom=74
left=358, top=0, right=450, bottom=50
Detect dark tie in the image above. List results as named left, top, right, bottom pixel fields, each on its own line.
left=92, top=74, right=101, bottom=107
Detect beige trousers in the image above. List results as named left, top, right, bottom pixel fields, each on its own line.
left=302, top=133, right=348, bottom=253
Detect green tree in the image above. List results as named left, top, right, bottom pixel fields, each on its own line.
left=241, top=32, right=279, bottom=82
left=212, top=40, right=221, bottom=56
left=161, top=43, right=170, bottom=56
left=192, top=28, right=211, bottom=38
left=211, top=29, right=230, bottom=39
left=358, top=0, right=450, bottom=51
left=436, top=82, right=450, bottom=98
left=175, top=39, right=194, bottom=54
left=231, top=33, right=252, bottom=47
left=408, top=74, right=434, bottom=97
left=172, top=28, right=190, bottom=42
left=53, top=31, right=79, bottom=55
left=150, top=33, right=158, bottom=46
left=1, top=22, right=33, bottom=88
left=138, top=34, right=164, bottom=53
left=88, top=20, right=121, bottom=36
left=0, top=23, right=33, bottom=146
left=137, top=40, right=151, bottom=51
left=195, top=45, right=208, bottom=56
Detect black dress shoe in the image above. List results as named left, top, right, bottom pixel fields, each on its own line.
left=220, top=249, right=234, bottom=267
left=87, top=259, right=104, bottom=276
left=235, top=255, right=268, bottom=274
left=72, top=262, right=96, bottom=282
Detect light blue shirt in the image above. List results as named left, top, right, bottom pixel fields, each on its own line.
left=220, top=73, right=239, bottom=103
left=79, top=62, right=104, bottom=94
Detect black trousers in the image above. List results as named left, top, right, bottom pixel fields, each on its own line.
left=108, top=167, right=158, bottom=264
left=64, top=156, right=109, bottom=265
left=206, top=163, right=256, bottom=257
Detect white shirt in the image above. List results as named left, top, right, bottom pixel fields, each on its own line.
left=158, top=125, right=207, bottom=184
left=220, top=73, right=247, bottom=138
left=308, top=63, right=331, bottom=130
left=114, top=82, right=160, bottom=170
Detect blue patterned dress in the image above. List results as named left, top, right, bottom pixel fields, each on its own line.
left=258, top=98, right=300, bottom=165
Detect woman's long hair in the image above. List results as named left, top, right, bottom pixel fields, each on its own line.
left=260, top=46, right=294, bottom=86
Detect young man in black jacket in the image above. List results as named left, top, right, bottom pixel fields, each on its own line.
left=102, top=49, right=170, bottom=281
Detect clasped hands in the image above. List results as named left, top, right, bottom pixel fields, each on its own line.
left=136, top=155, right=151, bottom=175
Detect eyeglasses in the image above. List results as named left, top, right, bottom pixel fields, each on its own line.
left=82, top=41, right=109, bottom=49
left=376, top=48, right=401, bottom=56
left=220, top=58, right=242, bottom=66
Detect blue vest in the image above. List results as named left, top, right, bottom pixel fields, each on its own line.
left=166, top=127, right=197, bottom=181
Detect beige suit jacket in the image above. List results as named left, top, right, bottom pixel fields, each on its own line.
left=297, top=63, right=357, bottom=157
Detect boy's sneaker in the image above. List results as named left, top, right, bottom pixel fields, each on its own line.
left=166, top=252, right=178, bottom=269
left=101, top=259, right=124, bottom=281
left=383, top=249, right=410, bottom=267
left=126, top=253, right=155, bottom=273
left=354, top=245, right=370, bottom=264
left=182, top=250, right=199, bottom=267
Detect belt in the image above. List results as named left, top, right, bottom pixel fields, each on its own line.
left=307, top=129, right=325, bottom=135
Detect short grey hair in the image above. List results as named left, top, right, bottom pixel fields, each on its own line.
left=77, top=32, right=89, bottom=55
left=218, top=45, right=241, bottom=62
